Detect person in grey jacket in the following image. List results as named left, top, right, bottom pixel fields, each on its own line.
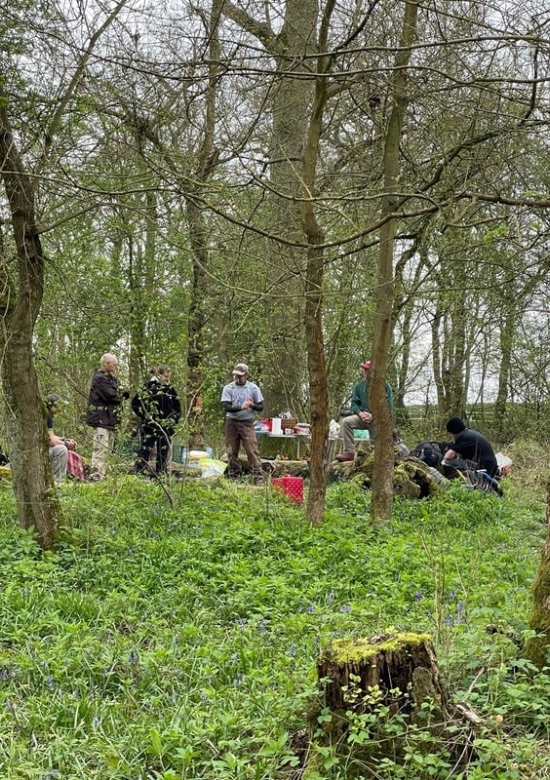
left=221, top=363, right=264, bottom=483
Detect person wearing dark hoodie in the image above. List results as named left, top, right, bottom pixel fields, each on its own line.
left=132, top=365, right=181, bottom=476
left=443, top=417, right=498, bottom=477
left=85, top=353, right=129, bottom=481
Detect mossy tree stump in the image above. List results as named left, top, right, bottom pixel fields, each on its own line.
left=317, top=631, right=449, bottom=718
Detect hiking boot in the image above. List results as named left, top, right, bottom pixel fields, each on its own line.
left=336, top=451, right=355, bottom=462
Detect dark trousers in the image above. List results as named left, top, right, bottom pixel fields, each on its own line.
left=224, top=418, right=262, bottom=478
left=136, top=423, right=172, bottom=474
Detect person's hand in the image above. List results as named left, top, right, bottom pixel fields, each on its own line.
left=359, top=411, right=372, bottom=423
left=241, top=398, right=253, bottom=409
left=65, top=438, right=77, bottom=451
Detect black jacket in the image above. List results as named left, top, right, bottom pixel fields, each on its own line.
left=132, top=378, right=181, bottom=431
left=85, top=370, right=126, bottom=430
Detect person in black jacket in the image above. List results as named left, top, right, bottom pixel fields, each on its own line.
left=442, top=417, right=498, bottom=477
left=85, top=353, right=129, bottom=481
left=132, top=365, right=181, bottom=476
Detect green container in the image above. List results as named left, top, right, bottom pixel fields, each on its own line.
left=353, top=429, right=370, bottom=440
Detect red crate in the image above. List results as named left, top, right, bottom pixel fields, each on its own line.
left=272, top=476, right=304, bottom=505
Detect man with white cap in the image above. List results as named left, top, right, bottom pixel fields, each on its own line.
left=336, top=359, right=393, bottom=462
left=221, top=363, right=264, bottom=483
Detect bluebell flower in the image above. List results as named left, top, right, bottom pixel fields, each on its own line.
left=341, top=604, right=351, bottom=613
left=307, top=603, right=316, bottom=614
left=414, top=590, right=424, bottom=602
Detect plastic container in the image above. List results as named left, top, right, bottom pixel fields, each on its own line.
left=353, top=429, right=370, bottom=440
left=172, top=445, right=213, bottom=463
left=271, top=417, right=282, bottom=435
left=271, top=475, right=304, bottom=505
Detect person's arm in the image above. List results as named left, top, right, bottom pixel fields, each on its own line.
left=246, top=386, right=264, bottom=412
left=171, top=391, right=182, bottom=423
left=48, top=430, right=65, bottom=447
left=350, top=382, right=363, bottom=415
left=222, top=400, right=241, bottom=413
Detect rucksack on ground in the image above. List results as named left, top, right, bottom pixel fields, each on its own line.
left=410, top=440, right=443, bottom=470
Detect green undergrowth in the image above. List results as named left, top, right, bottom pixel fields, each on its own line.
left=0, top=473, right=548, bottom=778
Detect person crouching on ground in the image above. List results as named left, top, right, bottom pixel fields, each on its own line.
left=336, top=359, right=394, bottom=462
left=132, top=364, right=181, bottom=476
left=442, top=417, right=498, bottom=477
left=221, top=363, right=264, bottom=484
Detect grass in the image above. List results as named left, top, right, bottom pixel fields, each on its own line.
left=0, top=462, right=549, bottom=779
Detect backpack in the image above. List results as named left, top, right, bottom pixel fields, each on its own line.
left=410, top=440, right=443, bottom=470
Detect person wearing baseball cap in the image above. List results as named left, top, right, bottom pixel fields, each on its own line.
left=221, top=362, right=264, bottom=483
left=336, top=359, right=393, bottom=462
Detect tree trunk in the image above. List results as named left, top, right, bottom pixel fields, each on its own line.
left=524, top=477, right=550, bottom=669
left=370, top=0, right=420, bottom=524
left=0, top=99, right=64, bottom=548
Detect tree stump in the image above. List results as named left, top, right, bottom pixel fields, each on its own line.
left=317, top=631, right=449, bottom=719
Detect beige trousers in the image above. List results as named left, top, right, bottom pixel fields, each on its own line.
left=91, top=427, right=113, bottom=478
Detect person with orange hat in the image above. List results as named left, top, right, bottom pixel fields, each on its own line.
left=336, top=360, right=393, bottom=462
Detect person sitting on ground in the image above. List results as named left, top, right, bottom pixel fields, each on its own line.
left=442, top=417, right=498, bottom=477
left=336, top=360, right=393, bottom=462
left=45, top=394, right=85, bottom=482
left=132, top=365, right=182, bottom=477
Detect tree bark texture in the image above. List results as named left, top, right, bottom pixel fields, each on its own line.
left=317, top=632, right=449, bottom=717
left=370, top=0, right=420, bottom=524
left=524, top=477, right=550, bottom=669
left=0, top=99, right=63, bottom=548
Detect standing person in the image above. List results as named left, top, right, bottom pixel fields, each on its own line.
left=336, top=360, right=393, bottom=462
left=442, top=417, right=498, bottom=477
left=132, top=365, right=181, bottom=476
left=221, top=363, right=264, bottom=484
left=45, top=394, right=84, bottom=481
left=85, top=353, right=129, bottom=481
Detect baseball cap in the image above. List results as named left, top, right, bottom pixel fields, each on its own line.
left=360, top=360, right=372, bottom=370
left=232, top=363, right=249, bottom=376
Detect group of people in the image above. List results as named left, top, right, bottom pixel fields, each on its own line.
left=44, top=352, right=499, bottom=487
left=333, top=359, right=498, bottom=475
left=46, top=353, right=181, bottom=483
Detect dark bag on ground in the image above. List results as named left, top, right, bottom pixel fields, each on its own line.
left=410, top=440, right=443, bottom=470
